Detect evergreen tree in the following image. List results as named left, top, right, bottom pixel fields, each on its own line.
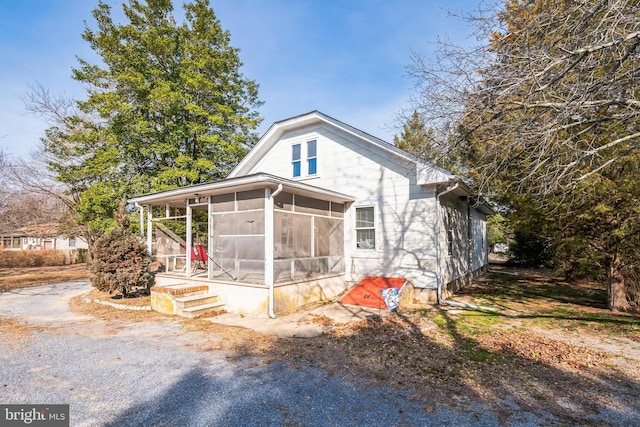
left=41, top=0, right=262, bottom=239
left=394, top=110, right=453, bottom=169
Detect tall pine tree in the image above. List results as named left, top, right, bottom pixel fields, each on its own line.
left=41, top=0, right=262, bottom=241
left=394, top=110, right=453, bottom=169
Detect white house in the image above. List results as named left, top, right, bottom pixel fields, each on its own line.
left=129, top=111, right=492, bottom=317
left=0, top=223, right=88, bottom=251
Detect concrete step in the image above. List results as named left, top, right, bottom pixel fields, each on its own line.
left=174, top=294, right=220, bottom=309
left=179, top=301, right=226, bottom=318
left=151, top=283, right=209, bottom=298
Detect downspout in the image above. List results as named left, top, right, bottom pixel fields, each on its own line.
left=267, top=184, right=284, bottom=319
left=435, top=182, right=459, bottom=305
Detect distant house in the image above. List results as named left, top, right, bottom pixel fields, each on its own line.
left=129, top=111, right=492, bottom=317
left=0, top=223, right=87, bottom=251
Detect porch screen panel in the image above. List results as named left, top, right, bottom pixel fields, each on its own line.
left=212, top=193, right=235, bottom=212
left=312, top=217, right=344, bottom=275
left=237, top=189, right=265, bottom=211
left=274, top=191, right=293, bottom=211
left=273, top=195, right=344, bottom=283
left=295, top=195, right=330, bottom=216
left=210, top=193, right=265, bottom=284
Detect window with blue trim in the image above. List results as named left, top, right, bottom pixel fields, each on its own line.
left=307, top=140, right=317, bottom=175
left=292, top=143, right=301, bottom=177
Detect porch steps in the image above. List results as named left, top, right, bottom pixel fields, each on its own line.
left=150, top=283, right=226, bottom=318
left=175, top=294, right=220, bottom=309
left=180, top=301, right=226, bottom=318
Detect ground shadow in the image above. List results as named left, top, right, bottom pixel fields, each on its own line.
left=458, top=266, right=609, bottom=309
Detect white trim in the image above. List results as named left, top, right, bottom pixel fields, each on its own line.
left=228, top=111, right=445, bottom=179
left=128, top=173, right=354, bottom=206
left=353, top=203, right=378, bottom=253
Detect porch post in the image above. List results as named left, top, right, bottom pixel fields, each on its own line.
left=186, top=202, right=193, bottom=278
left=207, top=196, right=213, bottom=280
left=138, top=204, right=144, bottom=240
left=146, top=205, right=153, bottom=256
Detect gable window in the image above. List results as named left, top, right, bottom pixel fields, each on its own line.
left=307, top=140, right=317, bottom=175
left=355, top=206, right=375, bottom=249
left=292, top=144, right=301, bottom=177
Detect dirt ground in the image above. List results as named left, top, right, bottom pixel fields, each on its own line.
left=183, top=267, right=639, bottom=425
left=4, top=264, right=640, bottom=425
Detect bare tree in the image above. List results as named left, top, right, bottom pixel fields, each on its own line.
left=409, top=0, right=640, bottom=199
left=409, top=0, right=640, bottom=310
left=0, top=149, right=10, bottom=216
left=0, top=85, right=90, bottom=245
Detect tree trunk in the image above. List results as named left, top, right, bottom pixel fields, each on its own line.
left=607, top=260, right=629, bottom=311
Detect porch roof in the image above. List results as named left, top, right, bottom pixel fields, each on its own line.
left=128, top=172, right=355, bottom=207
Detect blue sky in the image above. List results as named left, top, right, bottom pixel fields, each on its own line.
left=0, top=0, right=478, bottom=159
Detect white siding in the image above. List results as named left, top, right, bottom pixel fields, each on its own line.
left=242, top=125, right=442, bottom=288
left=471, top=209, right=488, bottom=271
left=237, top=118, right=489, bottom=290
left=54, top=236, right=89, bottom=250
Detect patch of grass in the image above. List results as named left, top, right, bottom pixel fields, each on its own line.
left=549, top=305, right=575, bottom=317
left=457, top=311, right=502, bottom=335
left=467, top=348, right=494, bottom=363
left=460, top=338, right=500, bottom=363
left=431, top=314, right=447, bottom=328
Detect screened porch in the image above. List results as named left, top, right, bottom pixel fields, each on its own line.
left=130, top=174, right=353, bottom=288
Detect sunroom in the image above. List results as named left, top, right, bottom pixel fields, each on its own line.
left=128, top=173, right=354, bottom=316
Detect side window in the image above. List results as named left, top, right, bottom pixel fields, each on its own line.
left=446, top=206, right=454, bottom=256
left=307, top=140, right=317, bottom=175
left=292, top=144, right=301, bottom=177
left=355, top=206, right=375, bottom=249
left=68, top=237, right=76, bottom=248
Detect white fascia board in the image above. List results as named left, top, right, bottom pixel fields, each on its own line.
left=229, top=111, right=426, bottom=178
left=128, top=173, right=355, bottom=206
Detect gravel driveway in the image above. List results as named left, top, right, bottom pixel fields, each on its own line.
left=0, top=282, right=583, bottom=426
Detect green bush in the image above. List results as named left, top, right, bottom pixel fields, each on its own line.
left=90, top=227, right=151, bottom=296
left=76, top=248, right=88, bottom=264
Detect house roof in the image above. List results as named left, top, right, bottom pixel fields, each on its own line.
left=8, top=223, right=61, bottom=237
left=128, top=172, right=355, bottom=207
left=228, top=110, right=454, bottom=183
left=129, top=111, right=493, bottom=214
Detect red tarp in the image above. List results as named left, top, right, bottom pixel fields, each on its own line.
left=340, top=276, right=406, bottom=309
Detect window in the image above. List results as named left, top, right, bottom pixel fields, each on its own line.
left=68, top=237, right=76, bottom=248
left=446, top=206, right=454, bottom=256
left=292, top=144, right=301, bottom=177
left=292, top=140, right=318, bottom=177
left=355, top=207, right=375, bottom=249
left=307, top=140, right=317, bottom=175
